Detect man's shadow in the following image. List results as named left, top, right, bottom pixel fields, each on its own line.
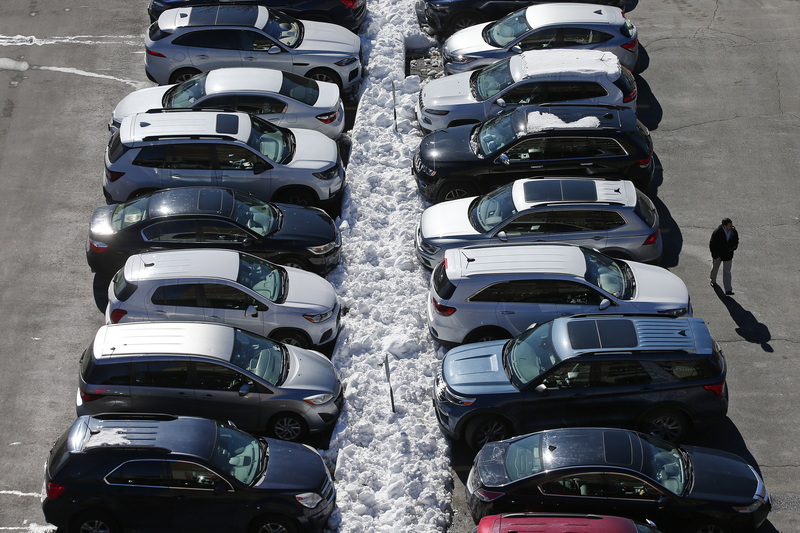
left=713, top=285, right=774, bottom=352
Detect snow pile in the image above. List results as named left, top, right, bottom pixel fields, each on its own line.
left=526, top=111, right=601, bottom=133
left=518, top=49, right=619, bottom=77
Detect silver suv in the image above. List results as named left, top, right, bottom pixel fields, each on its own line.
left=416, top=178, right=662, bottom=268
left=427, top=242, right=691, bottom=346
left=103, top=109, right=345, bottom=211
left=106, top=248, right=342, bottom=350
left=78, top=321, right=343, bottom=441
left=145, top=5, right=362, bottom=94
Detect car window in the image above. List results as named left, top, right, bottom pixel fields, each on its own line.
left=502, top=212, right=549, bottom=235
left=81, top=357, right=131, bottom=386
left=519, top=28, right=559, bottom=51
left=151, top=283, right=202, bottom=307
left=541, top=361, right=592, bottom=389
left=278, top=72, right=320, bottom=106
left=132, top=360, right=190, bottom=388
left=108, top=131, right=129, bottom=163
left=542, top=137, right=594, bottom=160
left=240, top=29, right=276, bottom=51
left=547, top=210, right=625, bottom=232
left=470, top=280, right=563, bottom=303
left=202, top=283, right=254, bottom=310
left=198, top=220, right=250, bottom=242
left=174, top=29, right=242, bottom=50
left=231, top=329, right=286, bottom=385
left=633, top=190, right=656, bottom=227
left=589, top=137, right=628, bottom=157
left=237, top=253, right=285, bottom=302
left=562, top=27, right=614, bottom=46
left=506, top=138, right=546, bottom=161
left=198, top=94, right=237, bottom=111
left=247, top=117, right=292, bottom=163
left=112, top=269, right=138, bottom=302
left=486, top=9, right=532, bottom=48
left=261, top=10, right=302, bottom=48
left=106, top=460, right=168, bottom=487
left=545, top=81, right=608, bottom=101
left=142, top=220, right=198, bottom=242
left=168, top=461, right=223, bottom=489
left=214, top=144, right=259, bottom=171
left=164, top=144, right=213, bottom=170
left=601, top=473, right=662, bottom=499
left=432, top=261, right=457, bottom=299
left=471, top=183, right=518, bottom=232
left=474, top=59, right=516, bottom=101
left=165, top=72, right=208, bottom=108
left=235, top=95, right=287, bottom=115
left=556, top=280, right=605, bottom=305
left=194, top=361, right=254, bottom=391
left=133, top=145, right=168, bottom=168
left=650, top=359, right=718, bottom=381
left=597, top=360, right=651, bottom=386
left=501, top=82, right=545, bottom=105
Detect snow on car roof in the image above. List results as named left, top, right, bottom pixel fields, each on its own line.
left=526, top=111, right=601, bottom=133
left=514, top=49, right=621, bottom=80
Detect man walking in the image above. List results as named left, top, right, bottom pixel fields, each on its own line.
left=709, top=217, right=739, bottom=295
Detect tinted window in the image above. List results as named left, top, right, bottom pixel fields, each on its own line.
left=151, top=284, right=201, bottom=307
left=168, top=461, right=222, bottom=489
left=502, top=212, right=548, bottom=235
left=653, top=359, right=718, bottom=381
left=195, top=361, right=254, bottom=391
left=470, top=280, right=560, bottom=304
left=555, top=280, right=604, bottom=305
left=235, top=95, right=287, bottom=115
left=133, top=360, right=190, bottom=388
left=199, top=220, right=249, bottom=242
left=541, top=361, right=592, bottom=389
left=142, top=220, right=198, bottom=242
left=240, top=29, right=276, bottom=51
left=174, top=29, right=242, bottom=50
left=633, top=190, right=656, bottom=227
left=432, top=261, right=456, bottom=299
left=133, top=145, right=168, bottom=168
left=545, top=81, right=607, bottom=101
left=112, top=269, right=138, bottom=302
left=279, top=72, right=320, bottom=106
left=501, top=83, right=544, bottom=105
left=589, top=137, right=627, bottom=156
left=506, top=138, right=546, bottom=161
left=107, top=131, right=128, bottom=163
left=164, top=144, right=213, bottom=170
left=203, top=283, right=253, bottom=310
left=106, top=460, right=168, bottom=486
left=199, top=94, right=237, bottom=111
left=518, top=28, right=559, bottom=51
left=597, top=360, right=651, bottom=386
left=214, top=144, right=259, bottom=171
left=562, top=27, right=613, bottom=46
left=543, top=137, right=594, bottom=159
left=547, top=210, right=625, bottom=232
left=81, top=353, right=131, bottom=386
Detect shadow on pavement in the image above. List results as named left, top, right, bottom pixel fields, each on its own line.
left=713, top=284, right=774, bottom=352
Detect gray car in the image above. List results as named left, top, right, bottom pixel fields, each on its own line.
left=144, top=5, right=362, bottom=94
left=442, top=3, right=639, bottom=75
left=415, top=178, right=662, bottom=268
left=77, top=321, right=343, bottom=441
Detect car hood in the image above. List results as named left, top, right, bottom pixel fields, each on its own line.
left=419, top=125, right=481, bottom=165
left=626, top=261, right=690, bottom=308
left=283, top=267, right=338, bottom=311
left=443, top=23, right=495, bottom=57
left=273, top=204, right=337, bottom=246
left=442, top=341, right=517, bottom=396
left=297, top=20, right=360, bottom=56
left=282, top=344, right=340, bottom=394
left=419, top=197, right=478, bottom=239
left=111, top=86, right=171, bottom=124
left=287, top=128, right=339, bottom=170
left=420, top=71, right=478, bottom=109
left=89, top=205, right=117, bottom=237
left=255, top=438, right=329, bottom=491
left=684, top=445, right=761, bottom=503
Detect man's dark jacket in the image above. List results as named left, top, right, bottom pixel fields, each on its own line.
left=709, top=225, right=739, bottom=261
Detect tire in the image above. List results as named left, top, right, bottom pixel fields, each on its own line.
left=269, top=329, right=310, bottom=348
left=268, top=412, right=308, bottom=442
left=640, top=409, right=690, bottom=442
left=71, top=511, right=120, bottom=533
left=273, top=188, right=318, bottom=208
left=691, top=520, right=731, bottom=533
left=463, top=327, right=510, bottom=344
left=168, top=68, right=201, bottom=84
left=448, top=10, right=482, bottom=34
left=250, top=514, right=298, bottom=533
left=436, top=181, right=479, bottom=203
left=465, top=416, right=511, bottom=451
left=306, top=68, right=342, bottom=92
left=279, top=255, right=311, bottom=271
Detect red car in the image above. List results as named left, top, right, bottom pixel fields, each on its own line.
left=473, top=513, right=661, bottom=533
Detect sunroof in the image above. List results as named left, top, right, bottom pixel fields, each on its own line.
left=523, top=180, right=598, bottom=203
left=188, top=5, right=259, bottom=26
left=216, top=114, right=240, bottom=134
left=567, top=319, right=638, bottom=350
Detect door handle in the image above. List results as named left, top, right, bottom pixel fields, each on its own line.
left=208, top=315, right=222, bottom=319
left=592, top=236, right=603, bottom=240
left=529, top=165, right=544, bottom=169
left=560, top=312, right=573, bottom=316
left=500, top=311, right=515, bottom=315
left=195, top=55, right=208, bottom=59
left=579, top=162, right=593, bottom=166
left=153, top=310, right=167, bottom=315
left=243, top=56, right=256, bottom=61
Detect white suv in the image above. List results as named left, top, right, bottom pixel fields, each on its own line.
left=427, top=242, right=691, bottom=346
left=104, top=109, right=345, bottom=211
left=106, top=248, right=342, bottom=350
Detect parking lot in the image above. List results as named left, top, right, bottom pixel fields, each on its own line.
left=0, top=0, right=798, bottom=531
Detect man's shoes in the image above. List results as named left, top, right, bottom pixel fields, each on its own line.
left=725, top=290, right=735, bottom=296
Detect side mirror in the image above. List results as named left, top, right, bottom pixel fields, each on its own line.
left=656, top=496, right=669, bottom=510
left=495, top=98, right=507, bottom=108
left=496, top=230, right=508, bottom=242
left=497, top=153, right=510, bottom=166
left=598, top=298, right=613, bottom=311
left=268, top=45, right=282, bottom=55
left=242, top=237, right=256, bottom=247
left=246, top=304, right=260, bottom=317
left=238, top=383, right=251, bottom=397
left=535, top=383, right=548, bottom=396
left=510, top=45, right=522, bottom=54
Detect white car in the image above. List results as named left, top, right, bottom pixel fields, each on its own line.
left=427, top=242, right=691, bottom=346
left=105, top=248, right=342, bottom=350
left=442, top=3, right=639, bottom=75
left=110, top=68, right=345, bottom=139
left=416, top=49, right=636, bottom=132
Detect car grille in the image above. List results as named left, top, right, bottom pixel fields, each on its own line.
left=320, top=472, right=335, bottom=504
left=413, top=153, right=423, bottom=173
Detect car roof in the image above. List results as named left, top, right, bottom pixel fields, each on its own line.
left=119, top=111, right=252, bottom=144
left=524, top=3, right=624, bottom=27
left=159, top=5, right=269, bottom=31
left=510, top=49, right=621, bottom=82
left=517, top=105, right=633, bottom=134
left=93, top=322, right=236, bottom=361
left=142, top=187, right=237, bottom=220
left=528, top=427, right=644, bottom=471
left=205, top=68, right=285, bottom=94
left=445, top=243, right=587, bottom=278
left=513, top=179, right=636, bottom=208
left=123, top=249, right=241, bottom=282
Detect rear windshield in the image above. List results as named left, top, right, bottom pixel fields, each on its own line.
left=279, top=72, right=320, bottom=106
left=432, top=261, right=456, bottom=300
left=613, top=67, right=636, bottom=98
left=619, top=18, right=635, bottom=38
left=80, top=346, right=131, bottom=385
left=148, top=21, right=170, bottom=41
left=107, top=131, right=128, bottom=163
left=652, top=357, right=721, bottom=381
left=47, top=428, right=72, bottom=478
left=633, top=190, right=656, bottom=227
left=112, top=269, right=138, bottom=302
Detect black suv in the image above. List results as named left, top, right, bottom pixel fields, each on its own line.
left=416, top=0, right=624, bottom=37
left=148, top=0, right=367, bottom=33
left=43, top=414, right=336, bottom=533
left=413, top=105, right=654, bottom=202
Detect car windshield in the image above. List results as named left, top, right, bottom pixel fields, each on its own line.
left=111, top=196, right=150, bottom=230
left=504, top=322, right=561, bottom=388
left=248, top=116, right=293, bottom=164
left=164, top=72, right=208, bottom=108
left=582, top=248, right=629, bottom=298
left=210, top=424, right=266, bottom=485
left=230, top=328, right=287, bottom=385
left=237, top=252, right=286, bottom=302
left=232, top=190, right=280, bottom=237
left=639, top=434, right=689, bottom=495
left=503, top=432, right=545, bottom=481
left=261, top=10, right=303, bottom=48
left=473, top=58, right=516, bottom=101
left=469, top=183, right=517, bottom=232
left=475, top=111, right=519, bottom=157
left=485, top=8, right=532, bottom=48
left=279, top=71, right=320, bottom=106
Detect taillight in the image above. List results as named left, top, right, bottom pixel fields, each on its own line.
left=704, top=381, right=726, bottom=397
left=642, top=228, right=659, bottom=245
left=637, top=154, right=652, bottom=168
left=621, top=37, right=638, bottom=51
left=80, top=389, right=105, bottom=403
left=46, top=482, right=66, bottom=500
left=88, top=238, right=110, bottom=253
left=316, top=110, right=340, bottom=124
left=431, top=296, right=456, bottom=316
left=623, top=88, right=637, bottom=103
left=109, top=309, right=127, bottom=324
left=106, top=170, right=125, bottom=182
left=339, top=0, right=357, bottom=8
left=146, top=48, right=166, bottom=58
left=475, top=489, right=505, bottom=502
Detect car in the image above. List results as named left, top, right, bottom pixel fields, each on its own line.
left=77, top=321, right=343, bottom=441
left=465, top=427, right=771, bottom=533
left=442, top=3, right=639, bottom=75
left=144, top=5, right=363, bottom=94
left=415, top=49, right=636, bottom=133
left=433, top=314, right=728, bottom=450
left=42, top=413, right=336, bottom=533
left=86, top=186, right=341, bottom=276
left=105, top=248, right=342, bottom=350
left=109, top=68, right=346, bottom=139
left=416, top=0, right=624, bottom=37
left=472, top=513, right=661, bottom=533
left=103, top=109, right=345, bottom=212
left=415, top=177, right=661, bottom=268
left=427, top=242, right=691, bottom=347
left=148, top=0, right=367, bottom=33
left=413, top=105, right=655, bottom=201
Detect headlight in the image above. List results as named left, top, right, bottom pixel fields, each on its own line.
left=424, top=108, right=449, bottom=116
left=659, top=307, right=689, bottom=317
left=447, top=54, right=477, bottom=65
left=307, top=242, right=337, bottom=255
left=304, top=393, right=336, bottom=405
left=304, top=308, right=335, bottom=323
left=296, top=492, right=323, bottom=508
left=334, top=56, right=358, bottom=67
left=313, top=166, right=340, bottom=181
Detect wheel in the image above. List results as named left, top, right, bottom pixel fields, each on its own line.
left=250, top=514, right=298, bottom=533
left=436, top=181, right=479, bottom=203
left=306, top=68, right=342, bottom=92
left=690, top=520, right=731, bottom=533
left=448, top=10, right=482, bottom=34
left=269, top=329, right=310, bottom=348
left=640, top=409, right=689, bottom=442
left=463, top=327, right=510, bottom=344
left=168, top=68, right=201, bottom=84
left=465, top=416, right=511, bottom=451
left=268, top=412, right=307, bottom=442
left=71, top=511, right=120, bottom=533
left=273, top=188, right=318, bottom=208
left=279, top=255, right=311, bottom=271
